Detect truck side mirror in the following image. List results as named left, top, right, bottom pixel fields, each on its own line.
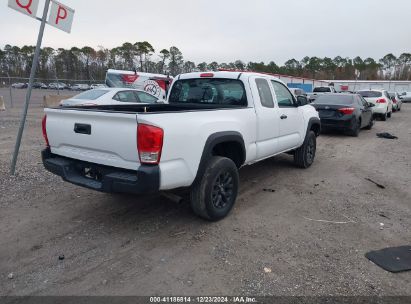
left=296, top=95, right=308, bottom=106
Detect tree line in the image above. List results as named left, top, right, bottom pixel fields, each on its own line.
left=0, top=42, right=410, bottom=81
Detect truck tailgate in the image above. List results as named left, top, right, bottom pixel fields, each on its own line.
left=45, top=108, right=139, bottom=170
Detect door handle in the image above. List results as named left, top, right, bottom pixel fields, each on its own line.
left=280, top=115, right=288, bottom=120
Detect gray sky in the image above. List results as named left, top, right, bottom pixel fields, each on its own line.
left=1, top=0, right=410, bottom=64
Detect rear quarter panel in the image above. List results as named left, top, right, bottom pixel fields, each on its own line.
left=138, top=108, right=257, bottom=190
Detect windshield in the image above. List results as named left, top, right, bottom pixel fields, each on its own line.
left=358, top=91, right=382, bottom=98
left=73, top=89, right=109, bottom=100
left=313, top=87, right=331, bottom=93
left=313, top=95, right=354, bottom=104
left=169, top=78, right=247, bottom=106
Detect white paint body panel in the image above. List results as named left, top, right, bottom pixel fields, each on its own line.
left=46, top=109, right=139, bottom=170
left=45, top=72, right=319, bottom=191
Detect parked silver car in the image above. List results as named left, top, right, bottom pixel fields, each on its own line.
left=388, top=92, right=403, bottom=111
left=11, top=82, right=27, bottom=89
left=399, top=92, right=411, bottom=103
left=70, top=84, right=90, bottom=91
left=48, top=82, right=67, bottom=90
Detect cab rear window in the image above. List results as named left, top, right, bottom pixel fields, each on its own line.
left=169, top=79, right=247, bottom=106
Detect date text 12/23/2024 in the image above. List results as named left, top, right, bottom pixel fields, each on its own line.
left=150, top=297, right=258, bottom=303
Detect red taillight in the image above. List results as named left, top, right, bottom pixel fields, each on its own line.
left=392, top=98, right=397, bottom=104
left=376, top=98, right=386, bottom=104
left=338, top=107, right=355, bottom=115
left=200, top=73, right=214, bottom=78
left=42, top=115, right=49, bottom=147
left=137, top=124, right=164, bottom=164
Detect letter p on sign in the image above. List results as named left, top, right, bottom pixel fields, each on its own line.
left=48, top=0, right=74, bottom=33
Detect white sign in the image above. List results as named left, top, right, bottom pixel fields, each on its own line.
left=8, top=0, right=40, bottom=19
left=48, top=0, right=74, bottom=33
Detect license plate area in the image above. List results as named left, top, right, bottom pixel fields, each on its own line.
left=72, top=163, right=103, bottom=182
left=83, top=166, right=102, bottom=182
left=318, top=110, right=334, bottom=118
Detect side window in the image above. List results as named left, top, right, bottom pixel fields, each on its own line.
left=113, top=91, right=138, bottom=103
left=255, top=78, right=274, bottom=108
left=136, top=91, right=158, bottom=103
left=271, top=81, right=295, bottom=107
left=361, top=96, right=368, bottom=106
left=355, top=96, right=362, bottom=106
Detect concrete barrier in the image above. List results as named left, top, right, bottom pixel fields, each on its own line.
left=0, top=96, right=5, bottom=111
left=43, top=95, right=74, bottom=108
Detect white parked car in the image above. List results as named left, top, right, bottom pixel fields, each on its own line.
left=357, top=90, right=393, bottom=121
left=70, top=84, right=90, bottom=91
left=49, top=82, right=67, bottom=90
left=307, top=86, right=337, bottom=102
left=11, top=82, right=27, bottom=89
left=399, top=92, right=411, bottom=103
left=90, top=84, right=106, bottom=90
left=388, top=92, right=403, bottom=112
left=43, top=71, right=321, bottom=221
left=60, top=88, right=160, bottom=107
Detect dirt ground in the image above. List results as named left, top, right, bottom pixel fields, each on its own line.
left=0, top=88, right=410, bottom=296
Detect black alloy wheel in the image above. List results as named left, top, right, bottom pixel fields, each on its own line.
left=211, top=171, right=234, bottom=209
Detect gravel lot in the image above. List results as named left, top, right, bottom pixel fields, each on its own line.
left=0, top=88, right=410, bottom=296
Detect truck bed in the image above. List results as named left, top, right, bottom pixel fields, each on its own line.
left=60, top=102, right=248, bottom=114
left=45, top=103, right=256, bottom=189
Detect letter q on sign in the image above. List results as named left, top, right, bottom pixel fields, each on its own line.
left=8, top=0, right=40, bottom=18
left=48, top=0, right=74, bottom=33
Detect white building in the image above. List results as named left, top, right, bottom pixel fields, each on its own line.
left=323, top=80, right=411, bottom=93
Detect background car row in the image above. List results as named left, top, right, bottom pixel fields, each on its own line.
left=10, top=82, right=106, bottom=91
left=289, top=86, right=407, bottom=137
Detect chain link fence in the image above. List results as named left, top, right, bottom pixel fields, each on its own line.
left=0, top=76, right=105, bottom=88
left=0, top=77, right=105, bottom=108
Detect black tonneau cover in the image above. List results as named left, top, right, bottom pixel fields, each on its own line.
left=60, top=103, right=248, bottom=114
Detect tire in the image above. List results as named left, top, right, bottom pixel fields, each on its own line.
left=294, top=131, right=316, bottom=169
left=387, top=111, right=392, bottom=118
left=190, top=156, right=239, bottom=221
left=350, top=118, right=361, bottom=137
left=381, top=112, right=387, bottom=121
left=365, top=117, right=374, bottom=130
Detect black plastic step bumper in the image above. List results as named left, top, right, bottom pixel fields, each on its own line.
left=42, top=148, right=159, bottom=194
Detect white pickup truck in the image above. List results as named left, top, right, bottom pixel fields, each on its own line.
left=42, top=71, right=321, bottom=221
left=308, top=86, right=337, bottom=102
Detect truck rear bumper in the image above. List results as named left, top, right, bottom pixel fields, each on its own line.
left=42, top=149, right=160, bottom=194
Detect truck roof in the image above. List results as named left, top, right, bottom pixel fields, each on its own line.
left=177, top=71, right=286, bottom=85
left=107, top=69, right=172, bottom=80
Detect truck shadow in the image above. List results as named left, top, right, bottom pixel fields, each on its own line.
left=80, top=153, right=299, bottom=229
left=29, top=152, right=309, bottom=274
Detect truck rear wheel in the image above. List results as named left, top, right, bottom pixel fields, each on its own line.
left=190, top=156, right=239, bottom=221
left=294, top=131, right=316, bottom=169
